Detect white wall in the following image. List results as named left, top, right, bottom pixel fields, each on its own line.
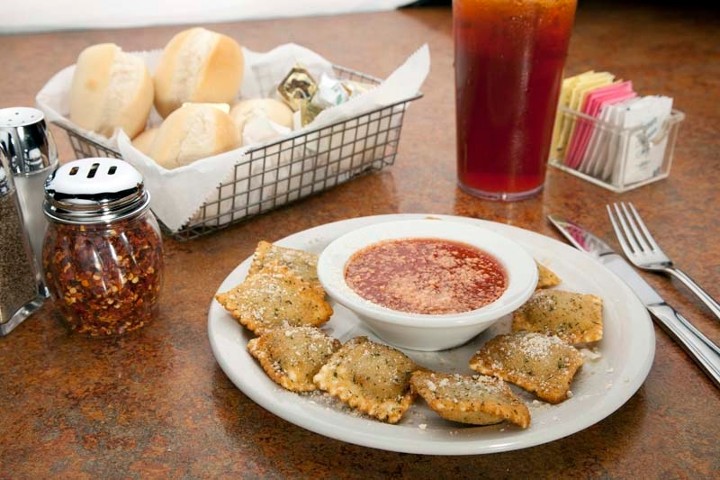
left=2, top=0, right=414, bottom=34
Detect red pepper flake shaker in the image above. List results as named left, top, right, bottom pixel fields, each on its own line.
left=42, top=158, right=163, bottom=336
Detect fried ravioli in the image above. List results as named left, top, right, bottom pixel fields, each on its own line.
left=248, top=326, right=341, bottom=392
left=313, top=337, right=417, bottom=424
left=535, top=261, right=561, bottom=289
left=512, top=290, right=603, bottom=344
left=215, top=265, right=333, bottom=335
left=248, top=240, right=323, bottom=295
left=469, top=331, right=584, bottom=404
left=410, top=371, right=530, bottom=428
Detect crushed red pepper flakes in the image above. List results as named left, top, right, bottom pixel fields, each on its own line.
left=43, top=215, right=163, bottom=336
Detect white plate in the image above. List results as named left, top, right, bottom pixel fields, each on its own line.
left=208, top=214, right=655, bottom=455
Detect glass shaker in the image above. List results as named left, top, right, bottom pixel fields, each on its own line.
left=0, top=107, right=58, bottom=293
left=0, top=152, right=45, bottom=335
left=42, top=158, right=164, bottom=336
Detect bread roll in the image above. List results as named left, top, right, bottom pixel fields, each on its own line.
left=230, top=98, right=294, bottom=137
left=69, top=43, right=153, bottom=138
left=154, top=28, right=244, bottom=118
left=148, top=103, right=239, bottom=169
left=132, top=127, right=158, bottom=155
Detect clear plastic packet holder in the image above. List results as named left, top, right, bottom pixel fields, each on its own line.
left=549, top=107, right=685, bottom=193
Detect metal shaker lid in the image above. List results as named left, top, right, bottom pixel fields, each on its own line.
left=0, top=107, right=58, bottom=176
left=43, top=158, right=151, bottom=225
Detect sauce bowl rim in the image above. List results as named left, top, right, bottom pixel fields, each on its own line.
left=317, top=219, right=538, bottom=328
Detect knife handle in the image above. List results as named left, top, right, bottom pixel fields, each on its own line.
left=647, top=304, right=720, bottom=389
left=666, top=306, right=720, bottom=356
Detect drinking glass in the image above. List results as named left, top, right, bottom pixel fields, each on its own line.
left=454, top=0, right=577, bottom=200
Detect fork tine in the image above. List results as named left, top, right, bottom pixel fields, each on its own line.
left=607, top=203, right=636, bottom=255
left=626, top=202, right=661, bottom=251
left=619, top=202, right=652, bottom=253
left=615, top=202, right=643, bottom=254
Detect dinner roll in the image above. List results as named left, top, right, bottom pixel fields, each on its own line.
left=147, top=103, right=239, bottom=169
left=230, top=98, right=294, bottom=137
left=69, top=43, right=153, bottom=138
left=154, top=27, right=245, bottom=118
left=131, top=127, right=158, bottom=155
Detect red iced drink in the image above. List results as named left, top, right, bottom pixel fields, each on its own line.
left=454, top=0, right=577, bottom=200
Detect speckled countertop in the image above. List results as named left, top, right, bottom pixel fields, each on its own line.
left=1, top=1, right=719, bottom=478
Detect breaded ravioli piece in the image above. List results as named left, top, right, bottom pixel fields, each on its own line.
left=469, top=332, right=584, bottom=404
left=248, top=241, right=323, bottom=295
left=512, top=290, right=603, bottom=344
left=535, top=261, right=561, bottom=289
left=410, top=371, right=530, bottom=428
left=215, top=265, right=333, bottom=335
left=313, top=337, right=417, bottom=424
left=248, top=327, right=341, bottom=392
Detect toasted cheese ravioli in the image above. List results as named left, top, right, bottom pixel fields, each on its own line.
left=469, top=332, right=583, bottom=404
left=410, top=371, right=530, bottom=428
left=248, top=241, right=323, bottom=295
left=215, top=265, right=332, bottom=335
left=512, top=290, right=603, bottom=344
left=248, top=327, right=341, bottom=392
left=535, top=261, right=561, bottom=289
left=313, top=337, right=417, bottom=424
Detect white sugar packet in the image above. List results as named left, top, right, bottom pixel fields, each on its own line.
left=612, top=95, right=673, bottom=185
left=36, top=43, right=429, bottom=232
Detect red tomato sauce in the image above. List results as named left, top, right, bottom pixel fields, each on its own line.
left=344, top=238, right=507, bottom=314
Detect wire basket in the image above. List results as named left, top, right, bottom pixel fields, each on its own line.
left=54, top=65, right=421, bottom=240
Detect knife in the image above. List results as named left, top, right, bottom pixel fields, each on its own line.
left=548, top=214, right=720, bottom=388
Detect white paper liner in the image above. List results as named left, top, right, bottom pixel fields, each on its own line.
left=36, top=43, right=429, bottom=232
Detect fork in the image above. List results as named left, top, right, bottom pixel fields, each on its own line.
left=607, top=202, right=720, bottom=322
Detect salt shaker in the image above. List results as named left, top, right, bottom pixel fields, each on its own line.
left=0, top=107, right=58, bottom=295
left=43, top=158, right=164, bottom=336
left=0, top=152, right=45, bottom=335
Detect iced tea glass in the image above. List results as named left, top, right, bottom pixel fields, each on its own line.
left=454, top=0, right=577, bottom=200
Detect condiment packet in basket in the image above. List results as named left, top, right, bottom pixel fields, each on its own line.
left=567, top=81, right=635, bottom=170
left=551, top=71, right=615, bottom=162
left=36, top=43, right=430, bottom=233
left=249, top=46, right=334, bottom=99
left=611, top=95, right=674, bottom=185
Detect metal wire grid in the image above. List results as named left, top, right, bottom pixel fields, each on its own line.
left=64, top=127, right=122, bottom=160
left=55, top=65, right=420, bottom=240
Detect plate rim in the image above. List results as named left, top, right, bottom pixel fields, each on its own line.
left=207, top=213, right=656, bottom=455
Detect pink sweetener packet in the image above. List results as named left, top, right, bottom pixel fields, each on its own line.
left=566, top=81, right=635, bottom=169
left=581, top=92, right=639, bottom=176
left=572, top=84, right=637, bottom=170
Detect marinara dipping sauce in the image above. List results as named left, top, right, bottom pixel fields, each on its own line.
left=344, top=238, right=507, bottom=315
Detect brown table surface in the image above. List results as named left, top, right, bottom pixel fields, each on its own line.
left=1, top=1, right=719, bottom=478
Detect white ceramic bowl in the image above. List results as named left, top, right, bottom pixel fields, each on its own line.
left=317, top=219, right=538, bottom=351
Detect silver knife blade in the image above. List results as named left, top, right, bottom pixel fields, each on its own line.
left=547, top=215, right=665, bottom=306
left=548, top=214, right=720, bottom=388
